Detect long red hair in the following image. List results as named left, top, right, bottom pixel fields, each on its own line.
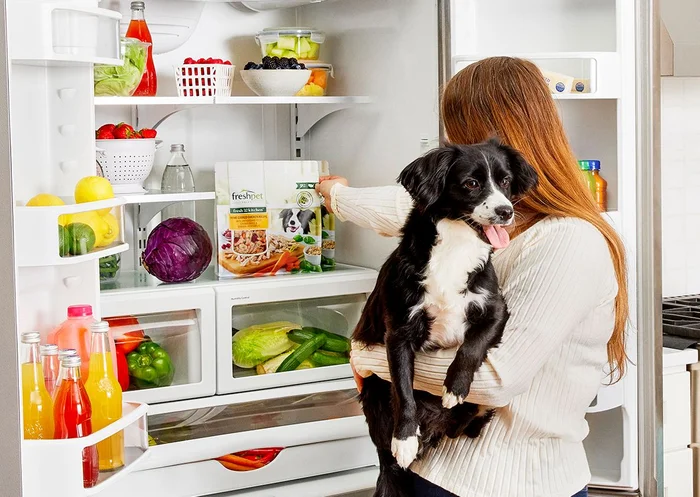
left=442, top=57, right=628, bottom=380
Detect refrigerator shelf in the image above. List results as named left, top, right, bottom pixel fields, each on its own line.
left=22, top=402, right=149, bottom=497
left=15, top=198, right=129, bottom=267
left=94, top=96, right=372, bottom=106
left=8, top=3, right=122, bottom=66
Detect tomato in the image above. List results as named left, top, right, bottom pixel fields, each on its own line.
left=106, top=316, right=145, bottom=355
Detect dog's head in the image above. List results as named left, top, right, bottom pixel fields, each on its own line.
left=398, top=138, right=538, bottom=228
left=279, top=208, right=316, bottom=234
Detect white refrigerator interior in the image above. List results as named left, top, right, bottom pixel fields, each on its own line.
left=5, top=0, right=641, bottom=496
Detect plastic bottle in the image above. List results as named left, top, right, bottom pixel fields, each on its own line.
left=589, top=160, right=608, bottom=212
left=85, top=321, right=124, bottom=471
left=54, top=355, right=99, bottom=488
left=161, top=144, right=196, bottom=219
left=49, top=305, right=118, bottom=381
left=126, top=1, right=157, bottom=96
left=40, top=344, right=59, bottom=397
left=21, top=332, right=54, bottom=440
left=577, top=160, right=596, bottom=199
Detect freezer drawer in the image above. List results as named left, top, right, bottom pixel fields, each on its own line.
left=98, top=438, right=378, bottom=497
left=664, top=371, right=692, bottom=452
left=101, top=287, right=216, bottom=404
left=215, top=266, right=377, bottom=394
left=664, top=448, right=693, bottom=497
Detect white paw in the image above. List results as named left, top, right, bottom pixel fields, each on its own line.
left=391, top=430, right=420, bottom=469
left=442, top=386, right=464, bottom=409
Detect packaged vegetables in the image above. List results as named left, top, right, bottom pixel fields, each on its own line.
left=232, top=321, right=350, bottom=375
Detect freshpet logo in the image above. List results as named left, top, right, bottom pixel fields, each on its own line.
left=232, top=189, right=264, bottom=201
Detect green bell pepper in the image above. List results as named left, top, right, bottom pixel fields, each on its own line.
left=126, top=340, right=175, bottom=389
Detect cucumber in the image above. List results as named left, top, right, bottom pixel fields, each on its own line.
left=287, top=328, right=350, bottom=353
left=310, top=350, right=350, bottom=367
left=277, top=334, right=326, bottom=373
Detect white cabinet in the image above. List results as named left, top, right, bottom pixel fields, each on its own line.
left=665, top=448, right=693, bottom=497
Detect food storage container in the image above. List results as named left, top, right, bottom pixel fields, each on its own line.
left=297, top=63, right=333, bottom=96
left=255, top=28, right=325, bottom=61
left=174, top=63, right=234, bottom=98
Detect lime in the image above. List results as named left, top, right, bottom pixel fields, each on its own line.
left=65, top=223, right=96, bottom=256
left=58, top=225, right=71, bottom=257
left=74, top=176, right=114, bottom=215
left=69, top=211, right=108, bottom=247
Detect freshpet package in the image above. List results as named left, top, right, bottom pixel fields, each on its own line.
left=319, top=161, right=336, bottom=270
left=215, top=160, right=323, bottom=278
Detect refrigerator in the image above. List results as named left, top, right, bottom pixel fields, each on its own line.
left=0, top=0, right=662, bottom=496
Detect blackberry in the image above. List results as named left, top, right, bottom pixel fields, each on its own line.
left=244, top=61, right=256, bottom=70
left=262, top=56, right=272, bottom=64
left=299, top=63, right=306, bottom=69
left=268, top=61, right=279, bottom=69
left=271, top=56, right=280, bottom=62
left=279, top=58, right=290, bottom=69
left=292, top=64, right=302, bottom=69
left=289, top=58, right=298, bottom=65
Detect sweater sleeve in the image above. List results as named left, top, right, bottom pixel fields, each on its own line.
left=350, top=218, right=618, bottom=407
left=330, top=183, right=413, bottom=237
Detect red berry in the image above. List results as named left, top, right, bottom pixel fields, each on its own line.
left=184, top=57, right=195, bottom=65
left=197, top=58, right=206, bottom=64
left=213, top=58, right=223, bottom=64
left=223, top=60, right=232, bottom=65
left=205, top=57, right=213, bottom=64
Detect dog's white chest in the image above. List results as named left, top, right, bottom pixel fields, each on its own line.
left=417, top=220, right=491, bottom=349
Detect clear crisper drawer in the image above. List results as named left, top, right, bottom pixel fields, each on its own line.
left=101, top=287, right=216, bottom=404
left=215, top=266, right=378, bottom=394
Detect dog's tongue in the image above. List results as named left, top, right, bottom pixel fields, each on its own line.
left=483, top=225, right=510, bottom=249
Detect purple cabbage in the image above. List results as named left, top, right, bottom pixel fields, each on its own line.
left=142, top=218, right=212, bottom=283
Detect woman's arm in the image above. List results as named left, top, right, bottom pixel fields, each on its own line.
left=330, top=183, right=413, bottom=238
left=351, top=218, right=618, bottom=407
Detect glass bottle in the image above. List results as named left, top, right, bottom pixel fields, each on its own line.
left=21, top=332, right=54, bottom=440
left=53, top=348, right=77, bottom=400
left=54, top=355, right=99, bottom=488
left=161, top=144, right=196, bottom=219
left=126, top=1, right=157, bottom=96
left=40, top=344, right=59, bottom=397
left=589, top=160, right=608, bottom=212
left=85, top=321, right=124, bottom=471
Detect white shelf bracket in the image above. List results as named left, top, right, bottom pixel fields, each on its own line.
left=296, top=102, right=357, bottom=137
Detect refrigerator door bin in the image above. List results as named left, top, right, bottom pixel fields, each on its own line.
left=215, top=265, right=377, bottom=394
left=14, top=198, right=128, bottom=267
left=21, top=402, right=149, bottom=496
left=8, top=3, right=121, bottom=65
left=101, top=287, right=216, bottom=404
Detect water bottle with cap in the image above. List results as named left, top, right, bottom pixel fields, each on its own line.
left=161, top=144, right=196, bottom=220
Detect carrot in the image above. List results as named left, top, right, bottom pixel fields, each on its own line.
left=217, top=454, right=264, bottom=468
left=268, top=251, right=292, bottom=276
left=217, top=460, right=255, bottom=471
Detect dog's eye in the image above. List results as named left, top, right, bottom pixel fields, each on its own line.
left=464, top=180, right=480, bottom=190
left=500, top=177, right=512, bottom=188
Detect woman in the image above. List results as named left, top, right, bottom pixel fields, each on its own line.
left=316, top=57, right=627, bottom=497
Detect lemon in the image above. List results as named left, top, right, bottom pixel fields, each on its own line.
left=98, top=212, right=120, bottom=247
left=26, top=193, right=70, bottom=226
left=69, top=211, right=108, bottom=247
left=74, top=176, right=114, bottom=215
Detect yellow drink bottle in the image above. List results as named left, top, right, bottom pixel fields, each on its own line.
left=21, top=331, right=54, bottom=439
left=85, top=321, right=124, bottom=470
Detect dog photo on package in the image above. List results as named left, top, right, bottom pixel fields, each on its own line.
left=215, top=161, right=323, bottom=278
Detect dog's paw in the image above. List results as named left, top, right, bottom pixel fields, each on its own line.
left=442, top=385, right=465, bottom=409
left=391, top=428, right=420, bottom=469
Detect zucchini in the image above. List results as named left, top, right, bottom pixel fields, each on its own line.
left=287, top=327, right=351, bottom=353
left=277, top=334, right=326, bottom=372
left=310, top=350, right=350, bottom=367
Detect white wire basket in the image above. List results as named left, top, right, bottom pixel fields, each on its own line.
left=174, top=64, right=234, bottom=98
left=96, top=139, right=162, bottom=194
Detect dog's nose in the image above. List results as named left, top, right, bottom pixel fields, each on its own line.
left=494, top=206, right=514, bottom=220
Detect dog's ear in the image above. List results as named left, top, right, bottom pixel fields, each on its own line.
left=298, top=209, right=316, bottom=224
left=499, top=144, right=538, bottom=196
left=397, top=147, right=456, bottom=212
left=279, top=209, right=290, bottom=219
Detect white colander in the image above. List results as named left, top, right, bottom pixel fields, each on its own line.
left=96, top=139, right=163, bottom=193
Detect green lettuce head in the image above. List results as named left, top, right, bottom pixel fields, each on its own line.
left=232, top=321, right=299, bottom=368
left=94, top=38, right=149, bottom=96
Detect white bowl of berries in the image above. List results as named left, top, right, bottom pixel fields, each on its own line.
left=241, top=57, right=311, bottom=96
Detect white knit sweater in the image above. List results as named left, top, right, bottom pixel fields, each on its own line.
left=332, top=184, right=618, bottom=497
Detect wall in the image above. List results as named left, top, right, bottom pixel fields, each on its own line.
left=661, top=77, right=700, bottom=296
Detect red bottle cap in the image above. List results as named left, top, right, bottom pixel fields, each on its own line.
left=67, top=305, right=93, bottom=318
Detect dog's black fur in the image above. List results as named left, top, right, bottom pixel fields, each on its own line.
left=279, top=208, right=316, bottom=235
left=354, top=139, right=538, bottom=497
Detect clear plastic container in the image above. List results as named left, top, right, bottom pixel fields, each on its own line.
left=94, top=38, right=150, bottom=97
left=297, top=63, right=333, bottom=96
left=256, top=27, right=325, bottom=61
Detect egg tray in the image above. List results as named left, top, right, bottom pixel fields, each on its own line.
left=663, top=295, right=700, bottom=339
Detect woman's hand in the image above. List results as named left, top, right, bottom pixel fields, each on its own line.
left=351, top=361, right=364, bottom=393
left=315, top=176, right=348, bottom=213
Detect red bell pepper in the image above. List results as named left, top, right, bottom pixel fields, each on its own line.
left=115, top=349, right=130, bottom=391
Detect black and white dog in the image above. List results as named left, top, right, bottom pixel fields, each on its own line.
left=279, top=208, right=316, bottom=235
left=354, top=139, right=538, bottom=497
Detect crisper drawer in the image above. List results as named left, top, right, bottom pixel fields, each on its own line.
left=215, top=266, right=377, bottom=394
left=101, top=287, right=216, bottom=404
left=98, top=438, right=377, bottom=497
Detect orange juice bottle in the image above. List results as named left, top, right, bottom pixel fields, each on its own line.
left=85, top=321, right=124, bottom=470
left=589, top=160, right=608, bottom=212
left=21, top=332, right=54, bottom=439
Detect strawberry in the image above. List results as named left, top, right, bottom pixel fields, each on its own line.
left=197, top=58, right=206, bottom=64
left=213, top=58, right=223, bottom=64
left=223, top=60, right=232, bottom=65
left=96, top=128, right=114, bottom=139
left=139, top=128, right=157, bottom=139
left=113, top=123, right=135, bottom=139
left=205, top=57, right=214, bottom=64
left=184, top=57, right=195, bottom=65
left=96, top=123, right=116, bottom=135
